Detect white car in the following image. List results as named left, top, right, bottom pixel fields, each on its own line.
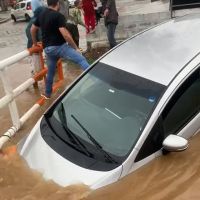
left=11, top=0, right=33, bottom=22
left=18, top=14, right=200, bottom=189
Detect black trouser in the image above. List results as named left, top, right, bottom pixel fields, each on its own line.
left=65, top=23, right=80, bottom=47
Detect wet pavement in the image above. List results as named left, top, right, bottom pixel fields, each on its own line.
left=0, top=20, right=27, bottom=60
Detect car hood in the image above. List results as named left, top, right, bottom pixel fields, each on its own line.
left=18, top=118, right=122, bottom=189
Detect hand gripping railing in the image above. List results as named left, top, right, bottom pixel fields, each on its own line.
left=0, top=44, right=64, bottom=149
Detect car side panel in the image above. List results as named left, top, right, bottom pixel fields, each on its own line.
left=18, top=3, right=26, bottom=18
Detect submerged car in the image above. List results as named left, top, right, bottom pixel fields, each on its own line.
left=18, top=14, right=200, bottom=189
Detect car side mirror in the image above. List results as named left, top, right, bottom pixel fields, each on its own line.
left=162, top=134, right=188, bottom=152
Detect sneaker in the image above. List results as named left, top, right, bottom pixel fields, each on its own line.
left=41, top=93, right=50, bottom=100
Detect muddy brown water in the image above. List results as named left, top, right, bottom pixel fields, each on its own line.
left=1, top=58, right=200, bottom=199
left=86, top=133, right=200, bottom=200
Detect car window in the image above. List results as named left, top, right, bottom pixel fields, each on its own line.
left=27, top=2, right=31, bottom=7
left=15, top=3, right=20, bottom=9
left=162, top=69, right=200, bottom=136
left=20, top=2, right=25, bottom=8
left=135, top=117, right=164, bottom=162
left=135, top=68, right=200, bottom=162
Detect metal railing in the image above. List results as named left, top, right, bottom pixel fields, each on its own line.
left=170, top=0, right=200, bottom=18
left=0, top=44, right=64, bottom=149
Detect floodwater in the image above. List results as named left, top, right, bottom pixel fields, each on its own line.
left=86, top=133, right=200, bottom=200
left=0, top=151, right=90, bottom=200
left=1, top=58, right=200, bottom=199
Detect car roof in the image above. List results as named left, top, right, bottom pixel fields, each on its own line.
left=100, top=14, right=200, bottom=86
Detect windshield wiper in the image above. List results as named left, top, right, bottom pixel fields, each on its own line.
left=71, top=114, right=118, bottom=164
left=58, top=103, right=92, bottom=157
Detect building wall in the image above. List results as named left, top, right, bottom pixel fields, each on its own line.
left=87, top=0, right=171, bottom=48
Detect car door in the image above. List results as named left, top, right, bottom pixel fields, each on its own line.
left=134, top=67, right=200, bottom=163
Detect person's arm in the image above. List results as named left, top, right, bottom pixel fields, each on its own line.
left=104, top=0, right=112, bottom=16
left=92, top=0, right=97, bottom=7
left=77, top=9, right=85, bottom=27
left=31, top=24, right=39, bottom=46
left=104, top=7, right=109, bottom=17
left=59, top=27, right=80, bottom=52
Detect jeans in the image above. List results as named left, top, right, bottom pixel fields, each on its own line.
left=106, top=23, right=117, bottom=48
left=44, top=43, right=89, bottom=96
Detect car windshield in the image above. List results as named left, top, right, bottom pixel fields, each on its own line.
left=48, top=62, right=165, bottom=158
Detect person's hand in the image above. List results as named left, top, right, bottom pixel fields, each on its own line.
left=32, top=43, right=37, bottom=47
left=104, top=8, right=109, bottom=17
left=32, top=43, right=41, bottom=47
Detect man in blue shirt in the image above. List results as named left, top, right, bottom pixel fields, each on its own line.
left=31, top=0, right=44, bottom=12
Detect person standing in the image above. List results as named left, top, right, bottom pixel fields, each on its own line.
left=26, top=6, right=45, bottom=48
left=68, top=0, right=85, bottom=47
left=31, top=0, right=89, bottom=98
left=82, top=0, right=97, bottom=34
left=26, top=6, right=45, bottom=77
left=101, top=0, right=118, bottom=48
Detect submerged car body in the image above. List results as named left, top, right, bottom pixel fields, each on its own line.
left=18, top=14, right=200, bottom=189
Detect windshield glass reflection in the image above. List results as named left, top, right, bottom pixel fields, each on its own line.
left=51, top=62, right=165, bottom=157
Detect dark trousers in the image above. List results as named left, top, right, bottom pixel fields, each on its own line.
left=106, top=23, right=117, bottom=49
left=65, top=23, right=80, bottom=47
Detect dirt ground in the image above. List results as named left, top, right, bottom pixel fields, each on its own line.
left=83, top=47, right=110, bottom=64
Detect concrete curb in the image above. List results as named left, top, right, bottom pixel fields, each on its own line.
left=0, top=18, right=10, bottom=24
